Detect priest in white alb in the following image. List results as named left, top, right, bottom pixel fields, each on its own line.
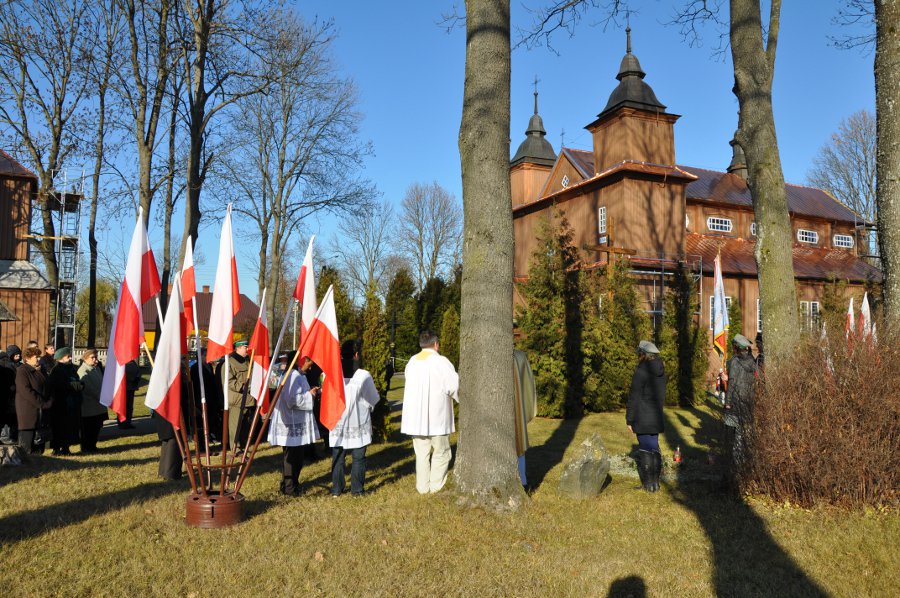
left=330, top=340, right=381, bottom=497
left=401, top=330, right=459, bottom=494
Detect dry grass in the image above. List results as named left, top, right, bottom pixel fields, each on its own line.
left=1, top=378, right=897, bottom=597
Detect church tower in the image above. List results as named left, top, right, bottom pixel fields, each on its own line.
left=510, top=81, right=556, bottom=207
left=584, top=27, right=679, bottom=173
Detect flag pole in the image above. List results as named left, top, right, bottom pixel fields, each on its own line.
left=233, top=325, right=316, bottom=495
left=141, top=342, right=155, bottom=368
left=220, top=351, right=229, bottom=495
left=174, top=409, right=199, bottom=495
left=191, top=297, right=212, bottom=486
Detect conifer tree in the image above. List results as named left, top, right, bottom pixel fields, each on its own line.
left=727, top=296, right=744, bottom=351
left=362, top=286, right=393, bottom=442
left=658, top=266, right=709, bottom=407
left=440, top=304, right=460, bottom=369
left=516, top=212, right=583, bottom=418
left=417, top=277, right=447, bottom=333
left=385, top=268, right=419, bottom=360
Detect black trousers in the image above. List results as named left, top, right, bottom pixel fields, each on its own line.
left=18, top=429, right=43, bottom=455
left=158, top=437, right=182, bottom=480
left=81, top=414, right=106, bottom=452
left=281, top=445, right=304, bottom=495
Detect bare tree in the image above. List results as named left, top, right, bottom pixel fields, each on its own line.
left=807, top=109, right=876, bottom=252
left=332, top=199, right=395, bottom=303
left=0, top=0, right=92, bottom=288
left=397, top=181, right=462, bottom=290
left=453, top=0, right=522, bottom=509
left=875, top=0, right=900, bottom=321
left=224, top=14, right=373, bottom=328
left=85, top=0, right=125, bottom=346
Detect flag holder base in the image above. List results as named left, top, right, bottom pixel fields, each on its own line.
left=185, top=492, right=245, bottom=528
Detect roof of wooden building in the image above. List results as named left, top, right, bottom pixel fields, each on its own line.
left=0, top=260, right=53, bottom=290
left=0, top=299, right=17, bottom=322
left=0, top=150, right=37, bottom=179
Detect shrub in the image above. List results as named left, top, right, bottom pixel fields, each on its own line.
left=737, top=328, right=900, bottom=508
left=362, top=287, right=394, bottom=442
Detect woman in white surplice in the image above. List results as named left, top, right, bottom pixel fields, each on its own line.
left=268, top=357, right=320, bottom=496
left=330, top=340, right=381, bottom=497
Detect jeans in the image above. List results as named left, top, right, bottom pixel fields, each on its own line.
left=636, top=433, right=660, bottom=453
left=331, top=446, right=367, bottom=496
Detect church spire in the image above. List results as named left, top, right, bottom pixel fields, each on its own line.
left=511, top=77, right=556, bottom=167
left=595, top=25, right=666, bottom=117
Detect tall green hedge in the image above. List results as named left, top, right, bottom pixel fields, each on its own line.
left=362, top=286, right=393, bottom=442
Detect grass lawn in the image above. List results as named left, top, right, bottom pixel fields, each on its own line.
left=1, top=376, right=897, bottom=597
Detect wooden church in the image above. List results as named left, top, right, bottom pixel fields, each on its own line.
left=510, top=29, right=880, bottom=358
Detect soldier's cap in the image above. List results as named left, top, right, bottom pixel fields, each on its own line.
left=278, top=353, right=288, bottom=360
left=54, top=346, right=72, bottom=360
left=637, top=340, right=660, bottom=354
left=732, top=334, right=753, bottom=349
left=234, top=340, right=249, bottom=348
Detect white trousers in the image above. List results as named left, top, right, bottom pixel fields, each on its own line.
left=412, top=435, right=451, bottom=494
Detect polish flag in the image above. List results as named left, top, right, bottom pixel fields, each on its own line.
left=206, top=205, right=241, bottom=363
left=858, top=292, right=872, bottom=340
left=304, top=285, right=345, bottom=430
left=248, top=291, right=271, bottom=412
left=292, top=236, right=317, bottom=351
left=181, top=241, right=197, bottom=334
left=845, top=297, right=855, bottom=341
left=145, top=277, right=185, bottom=429
left=99, top=209, right=161, bottom=420
left=712, top=252, right=729, bottom=359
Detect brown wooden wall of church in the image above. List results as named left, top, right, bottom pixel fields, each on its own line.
left=510, top=163, right=552, bottom=207
left=0, top=176, right=33, bottom=261
left=591, top=109, right=677, bottom=172
left=610, top=178, right=685, bottom=260
left=0, top=288, right=50, bottom=348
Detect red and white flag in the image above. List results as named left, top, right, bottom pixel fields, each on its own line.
left=100, top=209, right=161, bottom=420
left=206, top=205, right=241, bottom=363
left=292, top=236, right=317, bottom=351
left=249, top=290, right=271, bottom=412
left=181, top=241, right=197, bottom=334
left=859, top=292, right=872, bottom=340
left=304, top=285, right=345, bottom=430
left=845, top=296, right=855, bottom=341
left=144, top=277, right=185, bottom=429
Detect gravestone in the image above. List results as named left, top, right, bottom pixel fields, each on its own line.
left=0, top=444, right=23, bottom=467
left=558, top=432, right=610, bottom=499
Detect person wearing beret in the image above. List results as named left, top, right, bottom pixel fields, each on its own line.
left=724, top=333, right=758, bottom=466
left=221, top=339, right=250, bottom=453
left=626, top=340, right=667, bottom=493
left=47, top=347, right=84, bottom=455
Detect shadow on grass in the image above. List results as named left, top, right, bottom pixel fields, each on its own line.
left=525, top=417, right=581, bottom=490
left=607, top=575, right=646, bottom=598
left=662, top=409, right=828, bottom=597
left=0, top=453, right=159, bottom=486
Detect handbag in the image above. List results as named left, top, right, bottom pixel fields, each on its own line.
left=33, top=409, right=52, bottom=446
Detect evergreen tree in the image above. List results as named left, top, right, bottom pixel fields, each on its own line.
left=516, top=212, right=583, bottom=418
left=582, top=258, right=651, bottom=411
left=658, top=266, right=709, bottom=407
left=440, top=304, right=460, bottom=369
left=362, top=286, right=393, bottom=442
left=317, top=265, right=358, bottom=339
left=385, top=267, right=419, bottom=360
left=727, top=296, right=743, bottom=352
left=417, top=276, right=447, bottom=333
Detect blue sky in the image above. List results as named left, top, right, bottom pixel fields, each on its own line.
left=126, top=1, right=875, bottom=295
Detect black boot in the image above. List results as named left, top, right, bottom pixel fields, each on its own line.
left=649, top=451, right=662, bottom=493
left=637, top=449, right=653, bottom=491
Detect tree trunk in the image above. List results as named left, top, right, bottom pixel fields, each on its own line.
left=454, top=0, right=522, bottom=509
left=730, top=0, right=799, bottom=369
left=87, top=72, right=108, bottom=348
left=876, top=0, right=900, bottom=322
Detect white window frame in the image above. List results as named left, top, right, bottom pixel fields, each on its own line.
left=797, top=229, right=818, bottom=244
left=750, top=221, right=757, bottom=237
left=799, top=300, right=821, bottom=331
left=709, top=295, right=733, bottom=330
left=707, top=216, right=733, bottom=233
left=757, top=298, right=762, bottom=333
left=598, top=206, right=607, bottom=235
left=833, top=234, right=854, bottom=248
left=561, top=174, right=570, bottom=188
left=685, top=214, right=690, bottom=229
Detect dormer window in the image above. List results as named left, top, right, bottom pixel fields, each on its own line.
left=561, top=175, right=570, bottom=188
left=834, top=234, right=854, bottom=248
left=797, top=229, right=818, bottom=244
left=707, top=217, right=733, bottom=233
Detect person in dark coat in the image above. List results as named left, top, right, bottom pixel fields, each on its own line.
left=724, top=334, right=758, bottom=467
left=47, top=347, right=83, bottom=455
left=626, top=340, right=666, bottom=493
left=155, top=365, right=192, bottom=480
left=0, top=345, right=20, bottom=444
left=77, top=350, right=108, bottom=453
left=39, top=343, right=56, bottom=376
left=16, top=346, right=51, bottom=455
left=120, top=360, right=141, bottom=429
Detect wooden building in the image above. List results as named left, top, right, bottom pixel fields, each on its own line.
left=0, top=150, right=52, bottom=349
left=511, top=30, right=880, bottom=363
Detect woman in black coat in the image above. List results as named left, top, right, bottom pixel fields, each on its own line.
left=626, top=340, right=666, bottom=493
left=15, top=347, right=51, bottom=455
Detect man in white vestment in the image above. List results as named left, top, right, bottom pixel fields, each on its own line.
left=268, top=356, right=320, bottom=496
left=401, top=330, right=459, bottom=494
left=330, top=340, right=381, bottom=497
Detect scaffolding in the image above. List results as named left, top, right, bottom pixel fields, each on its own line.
left=46, top=170, right=85, bottom=351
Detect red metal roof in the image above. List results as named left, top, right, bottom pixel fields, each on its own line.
left=562, top=148, right=594, bottom=177
left=685, top=233, right=881, bottom=283
left=0, top=150, right=37, bottom=179
left=680, top=165, right=862, bottom=224
left=141, top=289, right=260, bottom=333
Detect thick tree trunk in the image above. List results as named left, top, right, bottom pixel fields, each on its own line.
left=87, top=81, right=107, bottom=348
left=876, top=0, right=900, bottom=321
left=730, top=0, right=799, bottom=369
left=454, top=0, right=522, bottom=509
